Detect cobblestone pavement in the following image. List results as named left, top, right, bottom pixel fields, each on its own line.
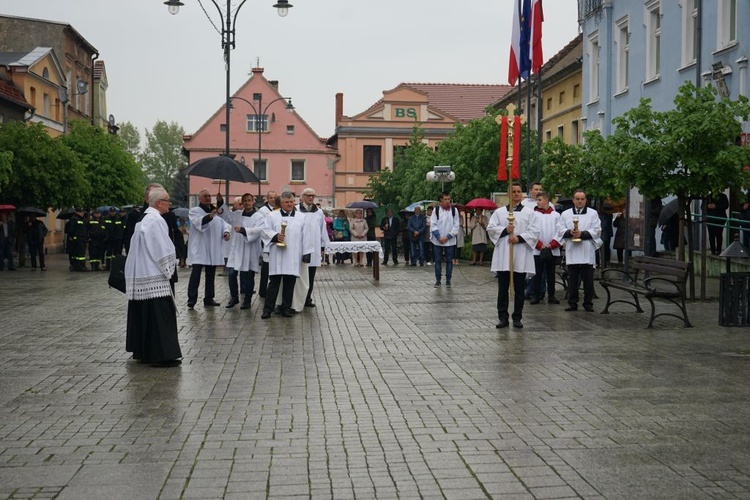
left=1, top=254, right=749, bottom=499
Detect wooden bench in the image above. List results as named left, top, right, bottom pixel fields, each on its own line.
left=599, top=256, right=693, bottom=328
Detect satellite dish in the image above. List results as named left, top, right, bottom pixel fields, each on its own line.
left=76, top=79, right=88, bottom=95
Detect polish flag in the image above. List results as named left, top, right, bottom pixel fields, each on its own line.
left=530, top=0, right=544, bottom=74
left=508, top=0, right=531, bottom=86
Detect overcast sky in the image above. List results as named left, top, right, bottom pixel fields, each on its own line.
left=2, top=0, right=580, bottom=140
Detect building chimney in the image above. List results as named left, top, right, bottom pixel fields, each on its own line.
left=335, top=93, right=343, bottom=127
left=269, top=80, right=279, bottom=90
left=251, top=67, right=264, bottom=75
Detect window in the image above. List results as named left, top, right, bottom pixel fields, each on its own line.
left=588, top=33, right=600, bottom=101
left=254, top=159, right=267, bottom=181
left=363, top=146, right=381, bottom=173
left=571, top=120, right=580, bottom=145
left=718, top=0, right=737, bottom=49
left=291, top=160, right=305, bottom=181
left=246, top=114, right=268, bottom=132
left=557, top=125, right=564, bottom=138
left=42, top=67, right=49, bottom=80
left=43, top=93, right=50, bottom=116
left=545, top=130, right=552, bottom=141
left=573, top=84, right=580, bottom=99
left=286, top=125, right=295, bottom=135
left=546, top=97, right=552, bottom=110
left=29, top=87, right=36, bottom=108
left=559, top=91, right=565, bottom=105
left=682, top=0, right=697, bottom=65
left=616, top=16, right=629, bottom=93
left=645, top=1, right=661, bottom=80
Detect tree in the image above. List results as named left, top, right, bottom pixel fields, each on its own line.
left=117, top=121, right=142, bottom=159
left=0, top=121, right=88, bottom=208
left=366, top=123, right=436, bottom=210
left=611, top=81, right=750, bottom=263
left=541, top=130, right=627, bottom=200
left=140, top=120, right=186, bottom=194
left=62, top=121, right=143, bottom=207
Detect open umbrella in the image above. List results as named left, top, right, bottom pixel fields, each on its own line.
left=172, top=207, right=190, bottom=218
left=403, top=200, right=439, bottom=212
left=465, top=198, right=498, bottom=211
left=96, top=205, right=118, bottom=213
left=346, top=200, right=378, bottom=210
left=184, top=156, right=259, bottom=183
left=16, top=207, right=47, bottom=217
left=0, top=204, right=16, bottom=212
left=658, top=198, right=680, bottom=226
left=56, top=207, right=77, bottom=220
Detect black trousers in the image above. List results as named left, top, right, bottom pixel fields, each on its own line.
left=567, top=264, right=594, bottom=308
left=28, top=241, right=45, bottom=269
left=708, top=226, right=724, bottom=255
left=532, top=255, right=557, bottom=299
left=264, top=274, right=297, bottom=313
left=383, top=238, right=398, bottom=263
left=496, top=271, right=527, bottom=321
left=187, top=264, right=216, bottom=304
left=306, top=266, right=317, bottom=304
left=259, top=261, right=269, bottom=297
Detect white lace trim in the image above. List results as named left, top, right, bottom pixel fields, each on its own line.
left=325, top=241, right=383, bottom=257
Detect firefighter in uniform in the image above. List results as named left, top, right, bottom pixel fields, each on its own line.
left=69, top=208, right=89, bottom=272
left=88, top=210, right=107, bottom=271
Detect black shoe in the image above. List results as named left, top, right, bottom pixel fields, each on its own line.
left=584, top=305, right=595, bottom=312
left=434, top=282, right=441, bottom=288
left=281, top=310, right=293, bottom=318
left=530, top=297, right=540, bottom=305
left=496, top=319, right=509, bottom=328
left=410, top=263, right=417, bottom=267
left=226, top=297, right=239, bottom=308
left=382, top=261, right=388, bottom=266
left=261, top=311, right=271, bottom=319
left=275, top=306, right=283, bottom=314
left=548, top=298, right=560, bottom=304
left=304, top=300, right=316, bottom=308
left=187, top=302, right=196, bottom=309
left=151, top=359, right=182, bottom=367
left=240, top=301, right=251, bottom=310
left=446, top=281, right=451, bottom=288
left=512, top=320, right=524, bottom=328
left=564, top=306, right=577, bottom=312
left=393, top=262, right=398, bottom=266
left=204, top=300, right=220, bottom=307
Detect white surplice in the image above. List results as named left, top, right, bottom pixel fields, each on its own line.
left=487, top=205, right=539, bottom=275
left=262, top=210, right=314, bottom=277
left=226, top=210, right=265, bottom=273
left=187, top=206, right=231, bottom=266
left=557, top=207, right=602, bottom=266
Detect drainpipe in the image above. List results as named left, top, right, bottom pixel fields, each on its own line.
left=90, top=51, right=99, bottom=126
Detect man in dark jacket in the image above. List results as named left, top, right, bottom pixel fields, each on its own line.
left=0, top=213, right=17, bottom=271
left=380, top=209, right=400, bottom=265
left=703, top=191, right=729, bottom=255
left=69, top=208, right=88, bottom=271
left=407, top=206, right=427, bottom=266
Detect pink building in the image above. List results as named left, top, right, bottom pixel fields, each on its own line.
left=183, top=67, right=336, bottom=206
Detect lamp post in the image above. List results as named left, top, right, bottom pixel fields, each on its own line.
left=165, top=0, right=293, bottom=200
left=229, top=94, right=294, bottom=202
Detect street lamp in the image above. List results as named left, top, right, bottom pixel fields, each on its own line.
left=229, top=94, right=294, bottom=202
left=165, top=0, right=293, bottom=200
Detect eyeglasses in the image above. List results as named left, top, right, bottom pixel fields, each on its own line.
left=160, top=198, right=171, bottom=203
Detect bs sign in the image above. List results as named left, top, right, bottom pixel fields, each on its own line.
left=394, top=107, right=417, bottom=119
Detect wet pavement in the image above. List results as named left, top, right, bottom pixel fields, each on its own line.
left=1, top=254, right=749, bottom=499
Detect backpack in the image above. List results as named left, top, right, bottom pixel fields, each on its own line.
left=434, top=206, right=456, bottom=220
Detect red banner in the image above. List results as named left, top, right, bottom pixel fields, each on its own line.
left=497, top=115, right=509, bottom=181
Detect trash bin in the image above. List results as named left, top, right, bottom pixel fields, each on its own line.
left=719, top=272, right=750, bottom=326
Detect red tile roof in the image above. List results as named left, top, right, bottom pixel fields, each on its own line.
left=362, top=83, right=511, bottom=123
left=403, top=83, right=511, bottom=121
left=0, top=76, right=32, bottom=110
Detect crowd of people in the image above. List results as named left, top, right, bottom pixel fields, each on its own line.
left=3, top=181, right=748, bottom=368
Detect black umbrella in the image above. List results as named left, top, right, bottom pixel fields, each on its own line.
left=16, top=207, right=46, bottom=217
left=183, top=156, right=259, bottom=184
left=658, top=198, right=679, bottom=225
left=96, top=205, right=118, bottom=213
left=346, top=200, right=378, bottom=210
left=56, top=207, right=77, bottom=220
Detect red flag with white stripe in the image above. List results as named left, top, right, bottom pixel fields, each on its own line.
left=530, top=0, right=544, bottom=74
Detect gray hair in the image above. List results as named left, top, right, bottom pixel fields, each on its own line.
left=148, top=187, right=168, bottom=207
left=145, top=183, right=163, bottom=197
left=301, top=187, right=315, bottom=196
left=280, top=191, right=295, bottom=200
